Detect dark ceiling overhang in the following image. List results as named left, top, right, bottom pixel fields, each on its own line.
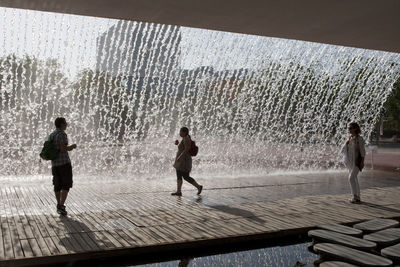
left=1, top=0, right=399, bottom=53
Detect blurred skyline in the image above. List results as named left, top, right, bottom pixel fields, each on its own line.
left=2, top=6, right=399, bottom=81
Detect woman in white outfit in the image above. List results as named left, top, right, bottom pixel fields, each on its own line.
left=342, top=122, right=366, bottom=203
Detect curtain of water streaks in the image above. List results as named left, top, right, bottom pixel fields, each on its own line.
left=0, top=8, right=399, bottom=179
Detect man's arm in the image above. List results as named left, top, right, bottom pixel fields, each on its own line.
left=57, top=133, right=77, bottom=152
left=59, top=143, right=77, bottom=152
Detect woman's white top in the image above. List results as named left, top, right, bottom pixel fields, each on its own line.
left=341, top=135, right=366, bottom=169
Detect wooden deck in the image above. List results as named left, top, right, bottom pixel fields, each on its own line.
left=0, top=183, right=400, bottom=266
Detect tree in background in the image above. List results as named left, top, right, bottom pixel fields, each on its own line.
left=0, top=54, right=68, bottom=144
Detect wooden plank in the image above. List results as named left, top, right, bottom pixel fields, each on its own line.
left=121, top=229, right=146, bottom=246
left=363, top=228, right=400, bottom=247
left=151, top=226, right=181, bottom=242
left=257, top=213, right=297, bottom=230
left=199, top=220, right=239, bottom=238
left=35, top=191, right=68, bottom=237
left=71, top=233, right=96, bottom=251
left=13, top=187, right=36, bottom=239
left=190, top=220, right=230, bottom=238
left=318, top=224, right=363, bottom=237
left=142, top=227, right=171, bottom=244
left=299, top=212, right=343, bottom=226
left=136, top=228, right=164, bottom=245
left=44, top=236, right=62, bottom=255
left=22, top=213, right=52, bottom=256
left=33, top=235, right=52, bottom=257
left=320, top=261, right=359, bottom=267
left=308, top=229, right=376, bottom=251
left=1, top=220, right=14, bottom=260
left=58, top=216, right=82, bottom=235
left=314, top=243, right=393, bottom=267
left=85, top=231, right=108, bottom=250
left=315, top=209, right=365, bottom=223
left=63, top=210, right=104, bottom=251
left=8, top=187, right=44, bottom=258
left=37, top=214, right=58, bottom=237
left=78, top=211, right=106, bottom=232
left=74, top=213, right=100, bottom=232
left=2, top=188, right=25, bottom=259
left=6, top=218, right=25, bottom=259
left=116, top=228, right=142, bottom=247
left=20, top=239, right=34, bottom=258
left=107, top=230, right=131, bottom=247
left=55, top=235, right=76, bottom=254
left=177, top=223, right=215, bottom=240
left=0, top=216, right=4, bottom=260
left=323, top=202, right=381, bottom=220
left=26, top=238, right=42, bottom=257
left=61, top=234, right=85, bottom=253
left=381, top=243, right=400, bottom=261
left=235, top=217, right=276, bottom=233
left=90, top=231, right=115, bottom=249
left=7, top=187, right=30, bottom=240
left=0, top=187, right=15, bottom=261
left=101, top=231, right=124, bottom=248
left=18, top=188, right=52, bottom=239
left=0, top=183, right=398, bottom=266
left=163, top=223, right=199, bottom=241
left=24, top=187, right=58, bottom=237
left=353, top=219, right=399, bottom=233
left=0, top=191, right=7, bottom=261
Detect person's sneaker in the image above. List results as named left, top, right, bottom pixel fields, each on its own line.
left=171, top=192, right=182, bottom=196
left=57, top=204, right=68, bottom=215
left=197, top=185, right=203, bottom=195
left=349, top=197, right=361, bottom=204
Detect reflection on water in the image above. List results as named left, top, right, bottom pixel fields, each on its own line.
left=139, top=242, right=317, bottom=267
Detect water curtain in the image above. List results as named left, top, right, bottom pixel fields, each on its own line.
left=0, top=8, right=399, bottom=178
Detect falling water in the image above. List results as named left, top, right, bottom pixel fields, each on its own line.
left=0, top=7, right=399, bottom=180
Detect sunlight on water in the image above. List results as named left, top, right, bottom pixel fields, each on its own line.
left=139, top=242, right=318, bottom=267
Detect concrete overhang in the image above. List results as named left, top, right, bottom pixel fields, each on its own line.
left=0, top=0, right=399, bottom=53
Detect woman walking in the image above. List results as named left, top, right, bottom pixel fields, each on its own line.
left=171, top=127, right=203, bottom=196
left=342, top=122, right=366, bottom=203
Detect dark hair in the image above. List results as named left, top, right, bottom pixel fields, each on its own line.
left=180, top=127, right=189, bottom=135
left=55, top=117, right=67, bottom=128
left=349, top=122, right=361, bottom=135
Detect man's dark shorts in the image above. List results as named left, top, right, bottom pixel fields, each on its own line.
left=52, top=163, right=73, bottom=192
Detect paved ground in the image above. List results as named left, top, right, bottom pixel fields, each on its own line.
left=365, top=146, right=400, bottom=171
left=0, top=170, right=399, bottom=266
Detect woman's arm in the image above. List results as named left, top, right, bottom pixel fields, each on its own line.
left=341, top=135, right=351, bottom=154
left=341, top=143, right=347, bottom=154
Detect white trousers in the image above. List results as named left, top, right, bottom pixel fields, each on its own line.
left=348, top=167, right=360, bottom=197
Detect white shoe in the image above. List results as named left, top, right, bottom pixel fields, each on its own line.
left=349, top=197, right=361, bottom=204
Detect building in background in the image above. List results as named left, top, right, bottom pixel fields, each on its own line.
left=96, top=21, right=181, bottom=93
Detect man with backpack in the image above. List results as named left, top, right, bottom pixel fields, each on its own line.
left=48, top=117, right=77, bottom=215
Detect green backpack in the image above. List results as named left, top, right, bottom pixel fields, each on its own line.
left=40, top=133, right=59, bottom=161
